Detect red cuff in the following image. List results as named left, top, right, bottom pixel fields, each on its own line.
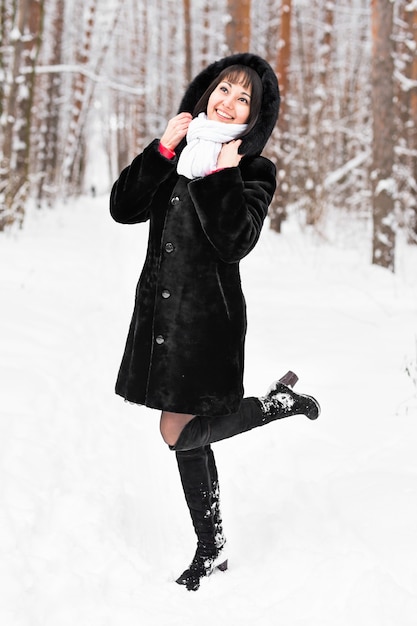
left=159, top=142, right=176, bottom=160
left=209, top=168, right=225, bottom=174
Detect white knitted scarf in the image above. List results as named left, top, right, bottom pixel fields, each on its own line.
left=176, top=112, right=247, bottom=179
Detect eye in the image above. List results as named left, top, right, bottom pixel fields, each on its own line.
left=220, top=85, right=228, bottom=93
left=239, top=97, right=249, bottom=105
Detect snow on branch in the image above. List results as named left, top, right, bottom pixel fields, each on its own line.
left=324, top=151, right=370, bottom=189
left=21, top=64, right=146, bottom=96
left=394, top=69, right=417, bottom=92
left=375, top=177, right=397, bottom=198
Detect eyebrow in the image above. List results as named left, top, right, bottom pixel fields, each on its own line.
left=222, top=81, right=251, bottom=99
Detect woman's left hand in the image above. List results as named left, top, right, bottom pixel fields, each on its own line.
left=217, top=139, right=243, bottom=169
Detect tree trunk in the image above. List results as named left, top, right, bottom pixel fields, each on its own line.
left=404, top=4, right=417, bottom=242
left=183, top=0, right=192, bottom=83
left=269, top=0, right=291, bottom=233
left=371, top=0, right=396, bottom=271
left=132, top=0, right=147, bottom=156
left=0, top=0, right=43, bottom=229
left=226, top=0, right=251, bottom=53
left=36, top=0, right=64, bottom=206
left=62, top=0, right=97, bottom=193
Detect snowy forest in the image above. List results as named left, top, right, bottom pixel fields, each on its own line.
left=1, top=2, right=417, bottom=623
left=1, top=0, right=417, bottom=272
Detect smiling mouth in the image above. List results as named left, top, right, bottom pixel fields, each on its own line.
left=216, top=109, right=233, bottom=120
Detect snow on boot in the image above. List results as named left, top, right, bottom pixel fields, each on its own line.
left=170, top=373, right=319, bottom=451
left=258, top=380, right=320, bottom=420
left=176, top=542, right=228, bottom=592
left=175, top=446, right=227, bottom=591
left=169, top=371, right=302, bottom=451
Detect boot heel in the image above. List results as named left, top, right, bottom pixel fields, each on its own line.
left=217, top=559, right=228, bottom=572
left=279, top=370, right=298, bottom=388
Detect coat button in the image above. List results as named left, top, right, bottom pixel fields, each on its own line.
left=165, top=242, right=174, bottom=253
left=161, top=289, right=171, bottom=299
left=155, top=335, right=165, bottom=345
left=170, top=196, right=180, bottom=205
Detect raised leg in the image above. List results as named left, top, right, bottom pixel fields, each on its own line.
left=170, top=372, right=320, bottom=452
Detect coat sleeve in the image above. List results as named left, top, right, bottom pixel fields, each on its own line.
left=110, top=139, right=177, bottom=225
left=188, top=156, right=277, bottom=263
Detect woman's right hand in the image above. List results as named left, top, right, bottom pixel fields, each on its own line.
left=160, top=113, right=193, bottom=152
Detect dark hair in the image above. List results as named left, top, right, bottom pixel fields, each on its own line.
left=193, top=64, right=263, bottom=138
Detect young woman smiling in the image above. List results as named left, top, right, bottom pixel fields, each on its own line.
left=110, top=53, right=320, bottom=592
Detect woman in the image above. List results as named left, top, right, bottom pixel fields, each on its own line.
left=110, top=53, right=320, bottom=591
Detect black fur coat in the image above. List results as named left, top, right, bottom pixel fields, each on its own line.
left=110, top=53, right=280, bottom=416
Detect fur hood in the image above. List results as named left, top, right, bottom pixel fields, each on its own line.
left=177, top=53, right=280, bottom=158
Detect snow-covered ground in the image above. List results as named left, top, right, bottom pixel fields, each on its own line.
left=1, top=196, right=416, bottom=626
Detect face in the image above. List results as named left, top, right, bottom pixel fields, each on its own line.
left=206, top=79, right=251, bottom=125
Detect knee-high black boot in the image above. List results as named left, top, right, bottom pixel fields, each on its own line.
left=170, top=376, right=320, bottom=452
left=175, top=445, right=227, bottom=591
